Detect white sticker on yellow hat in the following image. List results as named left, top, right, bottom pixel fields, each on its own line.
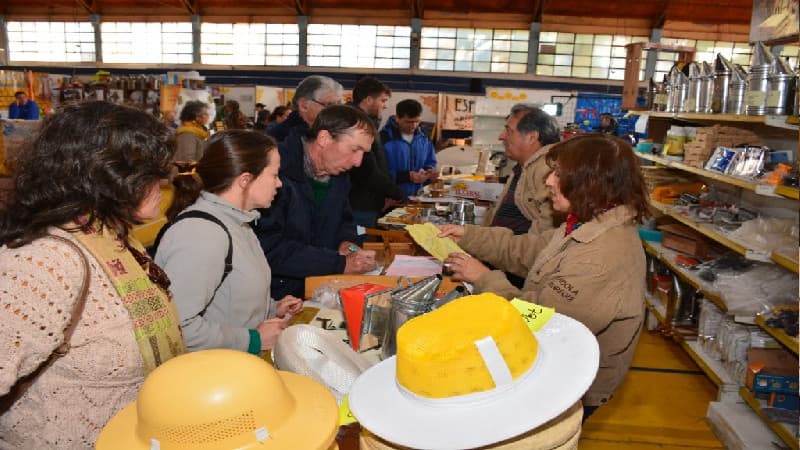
left=510, top=298, right=555, bottom=332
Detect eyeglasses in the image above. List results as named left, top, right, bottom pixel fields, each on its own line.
left=312, top=99, right=342, bottom=108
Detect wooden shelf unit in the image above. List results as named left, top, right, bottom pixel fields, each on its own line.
left=648, top=199, right=799, bottom=273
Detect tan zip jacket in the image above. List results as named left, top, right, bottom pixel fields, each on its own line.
left=460, top=205, right=645, bottom=406
left=482, top=144, right=564, bottom=234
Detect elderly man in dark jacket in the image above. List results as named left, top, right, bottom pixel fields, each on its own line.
left=268, top=75, right=342, bottom=143
left=253, top=105, right=378, bottom=299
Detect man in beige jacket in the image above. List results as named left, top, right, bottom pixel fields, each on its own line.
left=483, top=104, right=563, bottom=235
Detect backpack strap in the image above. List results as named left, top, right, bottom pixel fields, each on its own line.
left=152, top=210, right=233, bottom=310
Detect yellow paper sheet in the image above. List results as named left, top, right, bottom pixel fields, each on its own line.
left=510, top=298, right=555, bottom=332
left=405, top=223, right=466, bottom=261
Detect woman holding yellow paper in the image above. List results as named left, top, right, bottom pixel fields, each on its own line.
left=439, top=134, right=648, bottom=418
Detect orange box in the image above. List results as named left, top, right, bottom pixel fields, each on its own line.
left=340, top=283, right=391, bottom=351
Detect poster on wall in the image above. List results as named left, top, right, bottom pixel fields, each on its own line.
left=380, top=92, right=439, bottom=130
left=255, top=86, right=285, bottom=112
left=440, top=94, right=480, bottom=130
left=749, top=0, right=799, bottom=43
left=216, top=86, right=256, bottom=118
left=175, top=88, right=216, bottom=126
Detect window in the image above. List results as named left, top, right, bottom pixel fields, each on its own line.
left=200, top=23, right=299, bottom=65
left=536, top=32, right=648, bottom=80
left=307, top=24, right=410, bottom=68
left=420, top=27, right=528, bottom=73
left=7, top=21, right=95, bottom=62
left=101, top=22, right=193, bottom=64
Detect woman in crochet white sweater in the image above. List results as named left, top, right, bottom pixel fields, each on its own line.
left=0, top=101, right=186, bottom=448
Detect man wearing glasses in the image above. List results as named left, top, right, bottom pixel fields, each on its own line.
left=267, top=75, right=342, bottom=143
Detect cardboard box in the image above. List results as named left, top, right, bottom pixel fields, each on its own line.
left=746, top=347, right=799, bottom=395
left=753, top=372, right=799, bottom=395
left=657, top=224, right=709, bottom=258
left=451, top=180, right=505, bottom=202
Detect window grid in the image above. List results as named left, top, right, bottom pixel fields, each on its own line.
left=200, top=23, right=299, bottom=65
left=419, top=27, right=529, bottom=73
left=7, top=21, right=95, bottom=62
left=536, top=32, right=649, bottom=80
left=101, top=22, right=193, bottom=64
left=307, top=24, right=410, bottom=68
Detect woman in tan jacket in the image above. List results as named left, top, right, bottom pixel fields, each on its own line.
left=440, top=133, right=648, bottom=419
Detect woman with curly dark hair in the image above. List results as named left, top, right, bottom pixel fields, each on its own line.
left=439, top=134, right=648, bottom=420
left=0, top=101, right=186, bottom=448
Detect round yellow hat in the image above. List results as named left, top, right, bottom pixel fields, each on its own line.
left=96, top=349, right=338, bottom=450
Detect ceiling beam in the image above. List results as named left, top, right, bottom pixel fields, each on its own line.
left=295, top=0, right=307, bottom=15
left=532, top=0, right=545, bottom=22
left=653, top=0, right=669, bottom=29
left=176, top=0, right=196, bottom=15
left=75, top=0, right=97, bottom=14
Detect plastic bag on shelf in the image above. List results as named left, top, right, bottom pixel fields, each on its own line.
left=704, top=262, right=797, bottom=316
left=699, top=299, right=725, bottom=360
left=728, top=216, right=799, bottom=256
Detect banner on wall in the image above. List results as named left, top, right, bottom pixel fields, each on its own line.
left=441, top=94, right=479, bottom=130
left=255, top=86, right=285, bottom=112
left=160, top=85, right=181, bottom=113
left=175, top=88, right=216, bottom=126
left=380, top=92, right=439, bottom=130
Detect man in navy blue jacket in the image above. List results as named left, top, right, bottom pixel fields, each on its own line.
left=253, top=105, right=378, bottom=299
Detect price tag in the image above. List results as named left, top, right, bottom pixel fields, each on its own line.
left=754, top=184, right=779, bottom=197
left=510, top=298, right=555, bottom=332
left=338, top=395, right=357, bottom=426
left=744, top=249, right=772, bottom=263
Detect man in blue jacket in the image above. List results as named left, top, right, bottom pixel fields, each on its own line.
left=253, top=105, right=377, bottom=299
left=8, top=91, right=39, bottom=120
left=380, top=99, right=437, bottom=199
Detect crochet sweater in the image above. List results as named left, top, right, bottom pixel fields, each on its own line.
left=0, top=228, right=145, bottom=449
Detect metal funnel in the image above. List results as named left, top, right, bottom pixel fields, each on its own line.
left=751, top=42, right=774, bottom=69
left=714, top=53, right=734, bottom=74
left=701, top=61, right=714, bottom=78
left=432, top=286, right=468, bottom=310
left=685, top=62, right=701, bottom=79
left=771, top=56, right=793, bottom=75
left=393, top=274, right=441, bottom=305
left=731, top=64, right=748, bottom=82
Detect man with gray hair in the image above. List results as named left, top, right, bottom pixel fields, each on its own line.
left=268, top=75, right=343, bottom=143
left=483, top=104, right=563, bottom=235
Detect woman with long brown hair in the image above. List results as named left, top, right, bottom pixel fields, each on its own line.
left=439, top=133, right=649, bottom=419
left=155, top=130, right=302, bottom=355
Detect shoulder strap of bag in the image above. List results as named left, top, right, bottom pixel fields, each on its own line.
left=152, top=210, right=233, bottom=310
left=0, top=234, right=90, bottom=412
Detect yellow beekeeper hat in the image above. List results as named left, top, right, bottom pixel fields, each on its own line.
left=349, top=293, right=599, bottom=450
left=96, top=349, right=338, bottom=450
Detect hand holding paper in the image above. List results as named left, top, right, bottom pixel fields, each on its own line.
left=405, top=223, right=467, bottom=261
